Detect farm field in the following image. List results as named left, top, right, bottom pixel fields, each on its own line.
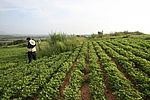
left=0, top=41, right=48, bottom=67
left=0, top=38, right=150, bottom=100
left=0, top=46, right=27, bottom=68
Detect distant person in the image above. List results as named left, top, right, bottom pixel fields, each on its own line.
left=38, top=39, right=42, bottom=50
left=26, top=37, right=36, bottom=63
left=38, top=39, right=41, bottom=45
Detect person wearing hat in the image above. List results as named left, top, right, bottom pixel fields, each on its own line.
left=26, top=37, right=36, bottom=63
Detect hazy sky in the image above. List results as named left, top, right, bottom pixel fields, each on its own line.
left=0, top=0, right=150, bottom=35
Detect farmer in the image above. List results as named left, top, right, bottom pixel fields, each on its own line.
left=26, top=37, right=36, bottom=63
left=38, top=39, right=41, bottom=50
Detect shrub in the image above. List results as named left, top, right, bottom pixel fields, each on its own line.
left=37, top=33, right=87, bottom=57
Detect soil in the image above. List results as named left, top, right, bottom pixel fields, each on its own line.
left=111, top=58, right=141, bottom=92
left=80, top=65, right=92, bottom=100
left=80, top=84, right=91, bottom=100
left=58, top=42, right=141, bottom=100
left=9, top=42, right=147, bottom=100
left=98, top=58, right=117, bottom=100
left=59, top=46, right=93, bottom=100
left=101, top=43, right=142, bottom=96
left=58, top=52, right=80, bottom=99
left=94, top=44, right=117, bottom=100
left=58, top=61, right=76, bottom=99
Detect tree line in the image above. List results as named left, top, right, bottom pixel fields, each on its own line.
left=0, top=40, right=26, bottom=47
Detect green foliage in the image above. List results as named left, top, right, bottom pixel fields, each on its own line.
left=38, top=33, right=86, bottom=57
left=0, top=46, right=27, bottom=67
left=63, top=86, right=81, bottom=100
left=109, top=31, right=144, bottom=36
left=1, top=36, right=150, bottom=99
left=100, top=31, right=149, bottom=40
left=0, top=40, right=26, bottom=47
left=12, top=40, right=26, bottom=45
left=98, top=30, right=103, bottom=38
left=91, top=34, right=98, bottom=38
left=48, top=32, right=67, bottom=45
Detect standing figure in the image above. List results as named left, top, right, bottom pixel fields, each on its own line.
left=38, top=39, right=41, bottom=50
left=26, top=37, right=36, bottom=63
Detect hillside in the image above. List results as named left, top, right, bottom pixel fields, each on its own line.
left=0, top=35, right=48, bottom=43
left=102, top=31, right=150, bottom=40
left=0, top=36, right=150, bottom=99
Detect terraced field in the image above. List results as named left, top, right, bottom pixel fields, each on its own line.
left=0, top=38, right=150, bottom=100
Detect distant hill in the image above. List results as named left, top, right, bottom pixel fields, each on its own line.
left=0, top=31, right=10, bottom=35
left=0, top=34, right=48, bottom=42
left=0, top=31, right=23, bottom=36
left=101, top=31, right=150, bottom=40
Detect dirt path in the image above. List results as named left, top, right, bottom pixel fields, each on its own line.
left=98, top=58, right=116, bottom=100
left=92, top=41, right=117, bottom=100
left=80, top=63, right=92, bottom=100
left=79, top=45, right=92, bottom=100
left=59, top=41, right=142, bottom=100
left=80, top=72, right=91, bottom=100
left=110, top=58, right=142, bottom=92
left=58, top=57, right=78, bottom=99
left=99, top=42, right=142, bottom=95
left=59, top=43, right=93, bottom=100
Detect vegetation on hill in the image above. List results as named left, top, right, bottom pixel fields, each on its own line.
left=37, top=33, right=87, bottom=57
left=1, top=37, right=150, bottom=99
left=0, top=39, right=27, bottom=47
left=1, top=31, right=150, bottom=99
left=1, top=31, right=150, bottom=57
left=91, top=31, right=150, bottom=40
left=0, top=35, right=48, bottom=47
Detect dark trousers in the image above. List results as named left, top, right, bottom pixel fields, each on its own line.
left=28, top=52, right=36, bottom=63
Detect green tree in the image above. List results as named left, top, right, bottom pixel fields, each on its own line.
left=48, top=33, right=67, bottom=45
left=91, top=34, right=98, bottom=38
left=98, top=30, right=103, bottom=38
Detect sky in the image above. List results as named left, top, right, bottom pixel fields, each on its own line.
left=0, top=0, right=150, bottom=35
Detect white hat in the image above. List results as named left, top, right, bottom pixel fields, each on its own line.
left=29, top=40, right=36, bottom=45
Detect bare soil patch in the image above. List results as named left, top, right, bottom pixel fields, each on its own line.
left=58, top=60, right=77, bottom=99
left=79, top=52, right=92, bottom=100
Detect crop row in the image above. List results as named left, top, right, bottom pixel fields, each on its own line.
left=114, top=39, right=150, bottom=53
left=92, top=41, right=144, bottom=100
left=1, top=38, right=150, bottom=100
left=88, top=42, right=106, bottom=99
left=0, top=44, right=82, bottom=99
left=102, top=40, right=150, bottom=75
left=97, top=40, right=150, bottom=99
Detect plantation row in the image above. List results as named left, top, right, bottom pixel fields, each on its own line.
left=0, top=38, right=150, bottom=100
left=0, top=47, right=27, bottom=69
